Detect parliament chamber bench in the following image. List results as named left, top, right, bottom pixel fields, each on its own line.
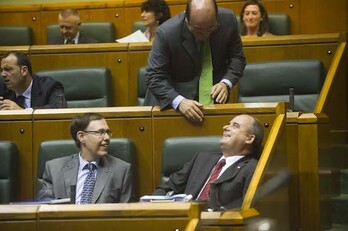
left=0, top=101, right=335, bottom=230
left=0, top=0, right=300, bottom=45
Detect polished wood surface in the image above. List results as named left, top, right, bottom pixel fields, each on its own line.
left=0, top=205, right=38, bottom=231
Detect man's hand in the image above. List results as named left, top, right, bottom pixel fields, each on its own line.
left=0, top=99, right=23, bottom=110
left=178, top=99, right=204, bottom=123
left=211, top=82, right=229, bottom=104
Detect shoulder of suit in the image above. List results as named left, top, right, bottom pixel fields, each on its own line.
left=103, top=155, right=131, bottom=167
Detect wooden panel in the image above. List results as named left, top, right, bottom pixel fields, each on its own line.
left=0, top=204, right=38, bottom=231
left=0, top=10, right=42, bottom=45
left=299, top=0, right=347, bottom=34
left=29, top=44, right=129, bottom=106
left=128, top=43, right=152, bottom=105
left=151, top=103, right=284, bottom=186
left=0, top=111, right=34, bottom=200
left=32, top=107, right=153, bottom=198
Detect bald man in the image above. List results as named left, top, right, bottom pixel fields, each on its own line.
left=144, top=0, right=246, bottom=123
left=153, top=114, right=264, bottom=209
left=49, top=9, right=98, bottom=44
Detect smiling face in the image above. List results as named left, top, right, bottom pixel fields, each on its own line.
left=242, top=4, right=263, bottom=32
left=1, top=54, right=28, bottom=93
left=141, top=10, right=158, bottom=29
left=220, top=115, right=256, bottom=156
left=77, top=119, right=111, bottom=161
left=58, top=14, right=81, bottom=41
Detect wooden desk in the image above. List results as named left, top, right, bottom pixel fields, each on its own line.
left=0, top=205, right=38, bottom=231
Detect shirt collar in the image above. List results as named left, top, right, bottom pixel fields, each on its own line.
left=64, top=32, right=80, bottom=44
left=78, top=152, right=98, bottom=171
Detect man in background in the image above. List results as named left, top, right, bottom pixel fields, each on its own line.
left=0, top=51, right=67, bottom=110
left=144, top=0, right=245, bottom=123
left=48, top=9, right=98, bottom=44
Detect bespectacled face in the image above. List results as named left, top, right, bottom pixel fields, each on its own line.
left=242, top=5, right=263, bottom=31
left=78, top=119, right=111, bottom=160
left=58, top=15, right=80, bottom=41
left=220, top=115, right=255, bottom=156
left=1, top=54, right=27, bottom=92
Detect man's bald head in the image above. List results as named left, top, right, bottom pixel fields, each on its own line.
left=185, top=0, right=218, bottom=41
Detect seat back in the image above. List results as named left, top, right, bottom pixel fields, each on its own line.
left=238, top=60, right=324, bottom=112
left=47, top=22, right=116, bottom=43
left=236, top=13, right=290, bottom=35
left=161, top=136, right=221, bottom=183
left=132, top=21, right=145, bottom=33
left=35, top=67, right=113, bottom=108
left=137, top=66, right=147, bottom=106
left=0, top=26, right=33, bottom=45
left=0, top=141, right=18, bottom=204
left=36, top=138, right=135, bottom=197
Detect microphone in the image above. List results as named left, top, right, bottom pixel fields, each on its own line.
left=70, top=185, right=76, bottom=204
left=288, top=87, right=295, bottom=112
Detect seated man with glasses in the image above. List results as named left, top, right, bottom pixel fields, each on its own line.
left=38, top=113, right=134, bottom=204
left=144, top=0, right=246, bottom=123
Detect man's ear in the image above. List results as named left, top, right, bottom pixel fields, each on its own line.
left=20, top=66, right=28, bottom=77
left=76, top=131, right=86, bottom=145
left=245, top=134, right=255, bottom=145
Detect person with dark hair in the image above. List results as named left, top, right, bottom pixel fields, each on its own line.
left=140, top=0, right=171, bottom=41
left=144, top=0, right=245, bottom=123
left=38, top=113, right=134, bottom=204
left=0, top=51, right=67, bottom=110
left=240, top=0, right=272, bottom=37
left=48, top=8, right=98, bottom=44
left=153, top=114, right=264, bottom=209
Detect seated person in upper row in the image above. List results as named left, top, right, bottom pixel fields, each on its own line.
left=140, top=0, right=171, bottom=42
left=153, top=114, right=264, bottom=209
left=39, top=113, right=134, bottom=203
left=240, top=0, right=272, bottom=37
left=48, top=8, right=98, bottom=45
left=0, top=51, right=67, bottom=110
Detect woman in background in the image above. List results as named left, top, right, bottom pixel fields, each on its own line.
left=141, top=0, right=171, bottom=42
left=240, top=0, right=272, bottom=37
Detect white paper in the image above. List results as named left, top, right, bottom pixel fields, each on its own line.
left=140, top=194, right=193, bottom=202
left=116, top=30, right=149, bottom=43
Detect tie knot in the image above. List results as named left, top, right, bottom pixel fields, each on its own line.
left=84, top=163, right=96, bottom=171
left=66, top=39, right=75, bottom=44
left=217, top=159, right=226, bottom=168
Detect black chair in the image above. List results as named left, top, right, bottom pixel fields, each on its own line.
left=35, top=67, right=113, bottom=108
left=47, top=22, right=116, bottom=43
left=0, top=141, right=18, bottom=204
left=137, top=66, right=147, bottom=106
left=161, top=136, right=221, bottom=183
left=0, top=26, right=33, bottom=45
left=238, top=60, right=324, bottom=112
left=36, top=138, right=135, bottom=197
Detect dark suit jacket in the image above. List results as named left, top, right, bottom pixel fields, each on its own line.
left=0, top=74, right=67, bottom=109
left=154, top=151, right=257, bottom=209
left=39, top=154, right=134, bottom=203
left=48, top=32, right=98, bottom=45
left=144, top=8, right=246, bottom=109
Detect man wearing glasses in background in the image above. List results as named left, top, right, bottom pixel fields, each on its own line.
left=38, top=113, right=134, bottom=204
left=144, top=0, right=246, bottom=123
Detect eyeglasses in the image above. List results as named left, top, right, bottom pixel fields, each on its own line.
left=83, top=130, right=112, bottom=137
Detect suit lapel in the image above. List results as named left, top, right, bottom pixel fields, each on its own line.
left=30, top=75, right=42, bottom=108
left=63, top=154, right=79, bottom=197
left=215, top=156, right=251, bottom=184
left=92, top=156, right=111, bottom=203
left=182, top=23, right=200, bottom=72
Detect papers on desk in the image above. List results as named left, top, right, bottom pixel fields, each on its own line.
left=116, top=30, right=149, bottom=43
left=10, top=198, right=71, bottom=205
left=140, top=194, right=193, bottom=203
